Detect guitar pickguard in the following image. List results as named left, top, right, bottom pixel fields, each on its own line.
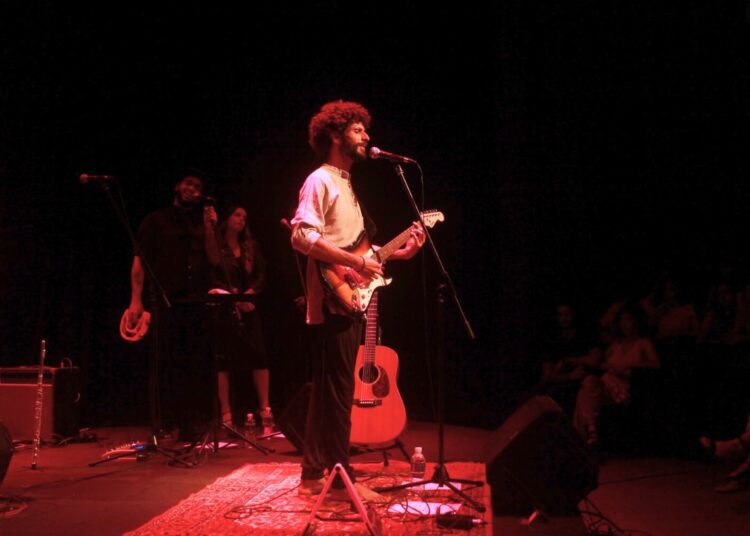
left=320, top=263, right=391, bottom=315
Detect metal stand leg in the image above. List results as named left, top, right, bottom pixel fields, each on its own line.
left=174, top=413, right=274, bottom=466
left=373, top=284, right=486, bottom=513
left=352, top=438, right=410, bottom=466
left=302, top=463, right=381, bottom=536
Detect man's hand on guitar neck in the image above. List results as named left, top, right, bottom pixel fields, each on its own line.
left=390, top=222, right=426, bottom=261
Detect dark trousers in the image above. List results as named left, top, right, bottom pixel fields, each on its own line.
left=149, top=303, right=213, bottom=438
left=301, top=314, right=362, bottom=486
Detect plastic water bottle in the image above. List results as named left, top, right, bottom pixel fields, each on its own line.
left=410, top=446, right=426, bottom=481
left=244, top=412, right=255, bottom=440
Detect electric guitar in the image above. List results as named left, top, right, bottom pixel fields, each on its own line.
left=350, top=290, right=406, bottom=445
left=318, top=210, right=444, bottom=316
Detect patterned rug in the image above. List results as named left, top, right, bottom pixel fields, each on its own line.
left=125, top=461, right=492, bottom=535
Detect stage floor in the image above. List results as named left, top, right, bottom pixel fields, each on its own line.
left=1, top=421, right=748, bottom=535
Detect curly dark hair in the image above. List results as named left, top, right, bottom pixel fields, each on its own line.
left=308, top=100, right=371, bottom=160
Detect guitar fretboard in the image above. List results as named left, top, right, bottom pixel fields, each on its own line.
left=375, top=228, right=414, bottom=262
left=363, top=291, right=379, bottom=370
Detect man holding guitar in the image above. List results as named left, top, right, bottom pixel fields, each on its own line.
left=291, top=100, right=425, bottom=500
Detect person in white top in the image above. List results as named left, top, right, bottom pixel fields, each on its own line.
left=290, top=101, right=425, bottom=499
left=573, top=303, right=660, bottom=447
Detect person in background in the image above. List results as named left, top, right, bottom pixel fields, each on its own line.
left=573, top=303, right=660, bottom=447
left=125, top=171, right=219, bottom=441
left=209, top=206, right=275, bottom=435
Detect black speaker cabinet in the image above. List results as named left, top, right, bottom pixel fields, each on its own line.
left=0, top=366, right=80, bottom=441
left=277, top=383, right=311, bottom=452
left=485, top=395, right=598, bottom=515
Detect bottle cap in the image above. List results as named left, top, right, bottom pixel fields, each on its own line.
left=415, top=446, right=422, bottom=454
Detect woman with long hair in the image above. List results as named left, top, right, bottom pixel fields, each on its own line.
left=210, top=205, right=273, bottom=434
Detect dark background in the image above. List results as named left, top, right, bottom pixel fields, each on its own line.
left=1, top=3, right=749, bottom=429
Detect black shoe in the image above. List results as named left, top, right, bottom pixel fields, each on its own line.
left=714, top=472, right=750, bottom=493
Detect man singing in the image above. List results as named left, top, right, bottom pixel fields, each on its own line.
left=126, top=171, right=219, bottom=441
left=291, top=100, right=425, bottom=500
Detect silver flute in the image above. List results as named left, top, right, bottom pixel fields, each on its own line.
left=31, top=339, right=46, bottom=470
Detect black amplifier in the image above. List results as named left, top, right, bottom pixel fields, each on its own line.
left=0, top=366, right=80, bottom=441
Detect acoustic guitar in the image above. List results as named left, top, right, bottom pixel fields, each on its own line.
left=350, top=289, right=406, bottom=445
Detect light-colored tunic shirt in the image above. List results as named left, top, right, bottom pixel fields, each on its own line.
left=291, top=164, right=365, bottom=324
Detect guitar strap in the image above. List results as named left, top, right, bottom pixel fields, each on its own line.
left=360, top=203, right=378, bottom=243
left=340, top=202, right=377, bottom=251
left=350, top=177, right=377, bottom=241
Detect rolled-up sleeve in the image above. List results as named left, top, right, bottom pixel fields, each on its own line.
left=291, top=174, right=326, bottom=255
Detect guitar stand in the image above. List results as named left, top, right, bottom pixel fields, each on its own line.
left=302, top=463, right=381, bottom=536
left=351, top=439, right=410, bottom=466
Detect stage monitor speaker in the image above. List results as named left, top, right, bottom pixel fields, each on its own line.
left=0, top=366, right=80, bottom=441
left=0, top=421, right=12, bottom=486
left=276, top=383, right=311, bottom=452
left=485, top=395, right=598, bottom=515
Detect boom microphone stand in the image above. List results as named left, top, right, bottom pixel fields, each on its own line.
left=372, top=163, right=485, bottom=513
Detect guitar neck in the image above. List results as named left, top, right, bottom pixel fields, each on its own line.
left=363, top=292, right=379, bottom=364
left=376, top=227, right=414, bottom=261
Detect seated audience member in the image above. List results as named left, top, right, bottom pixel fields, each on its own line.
left=700, top=412, right=750, bottom=492
left=699, top=281, right=737, bottom=345
left=599, top=298, right=625, bottom=347
left=641, top=277, right=699, bottom=343
left=573, top=303, right=661, bottom=446
left=539, top=303, right=602, bottom=415
left=599, top=279, right=649, bottom=345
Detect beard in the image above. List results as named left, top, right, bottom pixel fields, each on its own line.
left=174, top=191, right=201, bottom=208
left=343, top=139, right=367, bottom=162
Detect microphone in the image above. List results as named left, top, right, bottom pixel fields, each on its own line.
left=80, top=173, right=116, bottom=183
left=368, top=147, right=416, bottom=164
left=198, top=195, right=217, bottom=206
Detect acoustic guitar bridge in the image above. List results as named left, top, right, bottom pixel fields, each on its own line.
left=353, top=399, right=383, bottom=408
